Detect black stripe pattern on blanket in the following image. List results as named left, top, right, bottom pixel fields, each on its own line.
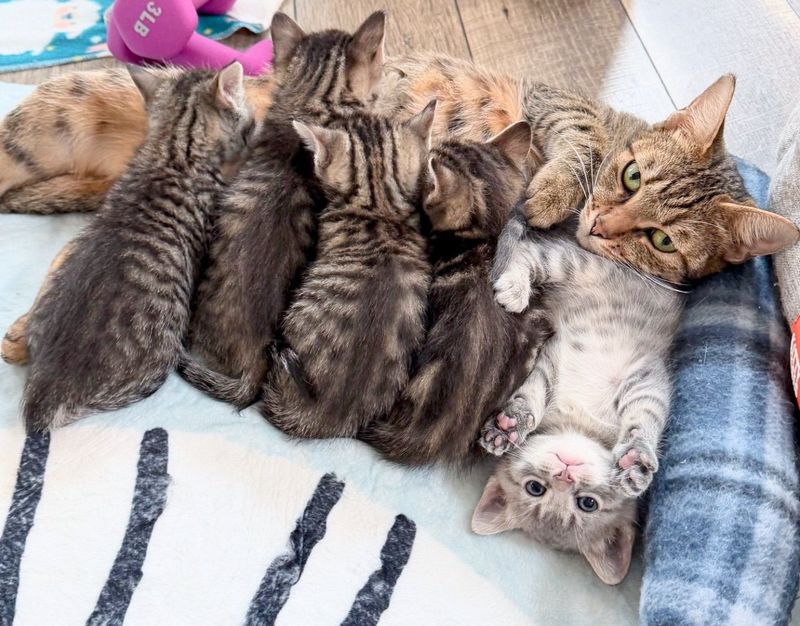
left=342, top=514, right=417, bottom=626
left=87, top=428, right=170, bottom=626
left=0, top=432, right=50, bottom=626
left=245, top=473, right=345, bottom=626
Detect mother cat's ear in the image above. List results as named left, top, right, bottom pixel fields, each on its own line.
left=471, top=475, right=517, bottom=535
left=347, top=11, right=387, bottom=101
left=657, top=74, right=735, bottom=155
left=270, top=12, right=306, bottom=69
left=487, top=120, right=536, bottom=170
left=719, top=200, right=800, bottom=263
left=581, top=522, right=635, bottom=585
left=292, top=121, right=351, bottom=188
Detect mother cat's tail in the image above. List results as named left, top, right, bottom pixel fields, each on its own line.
left=0, top=175, right=110, bottom=214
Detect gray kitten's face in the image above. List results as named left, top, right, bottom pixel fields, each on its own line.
left=472, top=431, right=637, bottom=585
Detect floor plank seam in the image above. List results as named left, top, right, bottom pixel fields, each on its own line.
left=453, top=0, right=474, bottom=62
left=616, top=0, right=677, bottom=111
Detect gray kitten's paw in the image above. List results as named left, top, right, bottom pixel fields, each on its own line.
left=612, top=432, right=658, bottom=497
left=479, top=398, right=536, bottom=456
left=493, top=269, right=531, bottom=313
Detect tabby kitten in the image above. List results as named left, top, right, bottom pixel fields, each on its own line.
left=259, top=105, right=435, bottom=438
left=378, top=55, right=799, bottom=281
left=180, top=11, right=387, bottom=399
left=22, top=64, right=254, bottom=431
left=363, top=121, right=551, bottom=465
left=6, top=52, right=799, bottom=365
left=471, top=219, right=681, bottom=584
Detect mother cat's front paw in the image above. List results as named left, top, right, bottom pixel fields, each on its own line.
left=524, top=162, right=584, bottom=229
left=612, top=432, right=658, bottom=497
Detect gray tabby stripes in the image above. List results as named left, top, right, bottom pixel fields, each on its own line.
left=341, top=514, right=417, bottom=626
left=86, top=428, right=169, bottom=626
left=245, top=473, right=345, bottom=626
left=0, top=432, right=50, bottom=626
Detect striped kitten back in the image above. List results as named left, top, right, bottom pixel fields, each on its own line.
left=260, top=104, right=435, bottom=439
left=22, top=64, right=255, bottom=431
left=183, top=11, right=388, bottom=390
left=363, top=122, right=551, bottom=465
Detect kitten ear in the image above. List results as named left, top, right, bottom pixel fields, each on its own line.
left=407, top=99, right=437, bottom=148
left=719, top=201, right=800, bottom=263
left=215, top=62, right=246, bottom=110
left=128, top=66, right=161, bottom=104
left=487, top=121, right=533, bottom=169
left=292, top=120, right=351, bottom=187
left=471, top=475, right=516, bottom=535
left=270, top=12, right=306, bottom=69
left=581, top=523, right=636, bottom=585
left=659, top=74, right=735, bottom=154
left=426, top=157, right=464, bottom=204
left=346, top=11, right=386, bottom=101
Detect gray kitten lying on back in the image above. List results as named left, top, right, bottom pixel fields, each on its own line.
left=22, top=64, right=255, bottom=431
left=472, top=216, right=682, bottom=584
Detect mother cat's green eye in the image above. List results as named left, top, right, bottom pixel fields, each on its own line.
left=621, top=161, right=641, bottom=192
left=649, top=229, right=676, bottom=253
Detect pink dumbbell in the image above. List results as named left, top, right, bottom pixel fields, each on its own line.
left=107, top=0, right=273, bottom=75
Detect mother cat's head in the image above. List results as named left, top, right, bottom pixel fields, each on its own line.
left=578, top=75, right=799, bottom=283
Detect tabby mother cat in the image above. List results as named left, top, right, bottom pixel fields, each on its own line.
left=2, top=47, right=797, bottom=365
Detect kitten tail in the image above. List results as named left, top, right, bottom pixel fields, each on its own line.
left=177, top=352, right=260, bottom=409
left=268, top=343, right=315, bottom=401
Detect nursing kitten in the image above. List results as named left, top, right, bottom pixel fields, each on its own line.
left=379, top=55, right=799, bottom=281
left=471, top=219, right=681, bottom=584
left=363, top=121, right=551, bottom=465
left=179, top=11, right=387, bottom=398
left=22, top=64, right=254, bottom=431
left=6, top=52, right=798, bottom=365
left=259, top=105, right=435, bottom=438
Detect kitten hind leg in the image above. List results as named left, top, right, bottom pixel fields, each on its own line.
left=480, top=341, right=555, bottom=456
left=2, top=242, right=74, bottom=365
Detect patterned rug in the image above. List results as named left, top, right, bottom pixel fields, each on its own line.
left=0, top=0, right=280, bottom=72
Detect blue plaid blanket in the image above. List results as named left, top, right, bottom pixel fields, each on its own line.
left=641, top=160, right=800, bottom=625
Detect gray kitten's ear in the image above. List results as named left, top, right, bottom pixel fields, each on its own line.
left=487, top=120, right=533, bottom=169
left=128, top=66, right=161, bottom=104
left=471, top=475, right=516, bottom=535
left=215, top=62, right=246, bottom=110
left=659, top=74, right=735, bottom=154
left=270, top=12, right=306, bottom=69
left=719, top=201, right=800, bottom=263
left=292, top=120, right=351, bottom=188
left=581, top=523, right=635, bottom=585
left=346, top=11, right=386, bottom=101
left=406, top=99, right=437, bottom=147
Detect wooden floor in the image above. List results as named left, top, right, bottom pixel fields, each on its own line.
left=5, top=0, right=800, bottom=174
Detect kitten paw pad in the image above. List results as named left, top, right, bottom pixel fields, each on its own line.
left=613, top=440, right=658, bottom=497
left=480, top=419, right=516, bottom=457
left=493, top=273, right=531, bottom=313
